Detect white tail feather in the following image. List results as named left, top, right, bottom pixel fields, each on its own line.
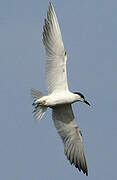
left=33, top=106, right=47, bottom=121
left=31, top=88, right=44, bottom=99
left=31, top=88, right=47, bottom=121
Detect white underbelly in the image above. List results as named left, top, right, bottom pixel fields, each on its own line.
left=46, top=92, right=76, bottom=107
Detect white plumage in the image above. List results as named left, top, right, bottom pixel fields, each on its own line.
left=31, top=2, right=90, bottom=176
left=43, top=4, right=68, bottom=93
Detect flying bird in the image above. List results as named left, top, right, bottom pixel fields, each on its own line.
left=31, top=2, right=90, bottom=176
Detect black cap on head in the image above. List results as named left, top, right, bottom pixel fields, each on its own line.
left=73, top=92, right=90, bottom=106
left=73, top=92, right=85, bottom=99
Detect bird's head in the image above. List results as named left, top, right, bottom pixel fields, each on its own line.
left=73, top=92, right=90, bottom=106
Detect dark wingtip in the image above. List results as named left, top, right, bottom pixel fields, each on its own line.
left=49, top=1, right=52, bottom=8
left=85, top=168, right=88, bottom=176
left=77, top=166, right=88, bottom=176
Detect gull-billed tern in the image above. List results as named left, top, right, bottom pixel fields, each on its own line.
left=31, top=2, right=90, bottom=176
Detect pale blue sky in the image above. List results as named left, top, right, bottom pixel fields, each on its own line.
left=0, top=0, right=117, bottom=179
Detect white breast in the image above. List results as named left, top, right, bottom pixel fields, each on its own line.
left=46, top=91, right=77, bottom=107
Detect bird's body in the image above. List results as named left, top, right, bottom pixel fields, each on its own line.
left=31, top=2, right=90, bottom=176
left=34, top=91, right=81, bottom=107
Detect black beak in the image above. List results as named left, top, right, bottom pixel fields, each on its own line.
left=84, top=100, right=90, bottom=106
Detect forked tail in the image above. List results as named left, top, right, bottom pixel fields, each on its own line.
left=31, top=88, right=47, bottom=121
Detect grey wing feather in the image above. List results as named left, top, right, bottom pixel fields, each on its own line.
left=52, top=104, right=88, bottom=176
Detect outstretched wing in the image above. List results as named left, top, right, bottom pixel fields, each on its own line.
left=52, top=104, right=88, bottom=176
left=43, top=3, right=68, bottom=94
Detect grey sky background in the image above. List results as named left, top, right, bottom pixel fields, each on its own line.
left=0, top=0, right=117, bottom=179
